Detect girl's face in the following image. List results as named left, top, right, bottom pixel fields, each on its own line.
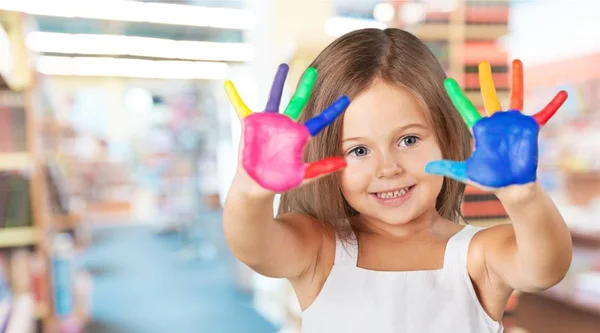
left=339, top=79, right=444, bottom=226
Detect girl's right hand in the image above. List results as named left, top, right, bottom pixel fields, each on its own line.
left=224, top=64, right=350, bottom=194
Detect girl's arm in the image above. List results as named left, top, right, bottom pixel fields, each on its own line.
left=426, top=59, right=573, bottom=292
left=223, top=172, right=326, bottom=280
left=222, top=64, right=348, bottom=280
left=478, top=183, right=572, bottom=292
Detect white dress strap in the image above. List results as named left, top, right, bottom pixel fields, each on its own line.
left=443, top=225, right=483, bottom=270
left=334, top=232, right=358, bottom=266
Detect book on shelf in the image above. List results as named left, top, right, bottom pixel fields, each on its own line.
left=0, top=249, right=39, bottom=331
left=0, top=172, right=32, bottom=229
left=464, top=41, right=508, bottom=67
left=0, top=254, right=12, bottom=332
left=0, top=91, right=26, bottom=154
left=422, top=1, right=509, bottom=25
left=465, top=1, right=510, bottom=25
left=462, top=185, right=508, bottom=222
left=424, top=40, right=450, bottom=70
left=464, top=72, right=509, bottom=92
left=46, top=161, right=70, bottom=215
left=0, top=106, right=26, bottom=153
left=464, top=64, right=510, bottom=94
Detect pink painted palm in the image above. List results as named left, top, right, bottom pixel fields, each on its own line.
left=224, top=64, right=350, bottom=192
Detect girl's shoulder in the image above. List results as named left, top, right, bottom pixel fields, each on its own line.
left=469, top=223, right=513, bottom=252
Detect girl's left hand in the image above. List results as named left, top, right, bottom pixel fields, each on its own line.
left=425, top=60, right=568, bottom=189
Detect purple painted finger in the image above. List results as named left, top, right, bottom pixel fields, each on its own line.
left=265, top=63, right=289, bottom=112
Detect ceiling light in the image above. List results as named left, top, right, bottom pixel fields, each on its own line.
left=0, top=0, right=255, bottom=30
left=26, top=32, right=256, bottom=62
left=36, top=56, right=232, bottom=80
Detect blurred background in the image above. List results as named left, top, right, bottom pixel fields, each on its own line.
left=0, top=0, right=598, bottom=332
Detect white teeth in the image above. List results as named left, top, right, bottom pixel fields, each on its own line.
left=376, top=187, right=409, bottom=199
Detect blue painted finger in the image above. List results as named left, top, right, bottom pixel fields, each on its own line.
left=305, top=96, right=350, bottom=136
left=425, top=160, right=469, bottom=182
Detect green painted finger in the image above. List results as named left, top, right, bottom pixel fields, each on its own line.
left=283, top=67, right=318, bottom=121
left=444, top=78, right=482, bottom=129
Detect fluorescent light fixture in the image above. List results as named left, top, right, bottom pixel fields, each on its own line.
left=26, top=32, right=256, bottom=62
left=0, top=0, right=255, bottom=30
left=36, top=56, right=232, bottom=80
left=325, top=16, right=387, bottom=37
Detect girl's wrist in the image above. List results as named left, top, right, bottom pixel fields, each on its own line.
left=495, top=181, right=541, bottom=207
left=233, top=170, right=276, bottom=200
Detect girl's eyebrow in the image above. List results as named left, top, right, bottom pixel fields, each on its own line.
left=341, top=136, right=363, bottom=143
left=341, top=123, right=427, bottom=143
left=396, top=123, right=427, bottom=132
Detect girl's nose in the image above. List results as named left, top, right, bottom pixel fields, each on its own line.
left=377, top=154, right=403, bottom=179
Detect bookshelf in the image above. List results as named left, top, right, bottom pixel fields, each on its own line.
left=0, top=227, right=37, bottom=248
left=413, top=23, right=508, bottom=41
left=0, top=10, right=54, bottom=333
left=0, top=153, right=32, bottom=171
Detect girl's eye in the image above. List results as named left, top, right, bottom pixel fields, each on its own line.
left=399, top=136, right=420, bottom=147
left=348, top=146, right=370, bottom=157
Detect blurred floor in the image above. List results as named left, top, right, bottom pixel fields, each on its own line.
left=79, top=214, right=277, bottom=333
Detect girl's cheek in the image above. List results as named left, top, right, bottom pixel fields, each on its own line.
left=403, top=142, right=443, bottom=167
left=343, top=157, right=363, bottom=169
left=341, top=159, right=372, bottom=182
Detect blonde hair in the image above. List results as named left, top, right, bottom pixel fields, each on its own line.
left=278, top=28, right=471, bottom=241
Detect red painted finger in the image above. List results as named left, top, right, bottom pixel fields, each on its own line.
left=532, top=90, right=568, bottom=126
left=303, top=157, right=347, bottom=180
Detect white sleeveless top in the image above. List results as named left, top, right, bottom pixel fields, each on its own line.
left=301, top=225, right=504, bottom=333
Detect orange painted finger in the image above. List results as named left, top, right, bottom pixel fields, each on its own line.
left=510, top=59, right=524, bottom=110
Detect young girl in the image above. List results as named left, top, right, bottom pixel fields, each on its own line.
left=223, top=28, right=573, bottom=333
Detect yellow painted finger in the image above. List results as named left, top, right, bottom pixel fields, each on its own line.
left=478, top=62, right=502, bottom=115
left=224, top=80, right=252, bottom=119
